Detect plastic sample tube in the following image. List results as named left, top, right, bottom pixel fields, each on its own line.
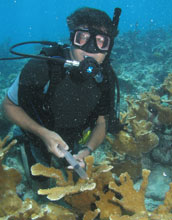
left=59, top=145, right=88, bottom=179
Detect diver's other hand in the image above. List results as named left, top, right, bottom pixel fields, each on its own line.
left=39, top=127, right=69, bottom=158
left=68, top=149, right=90, bottom=169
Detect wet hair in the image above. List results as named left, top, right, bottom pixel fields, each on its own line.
left=67, top=7, right=115, bottom=37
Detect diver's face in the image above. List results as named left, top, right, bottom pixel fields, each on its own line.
left=69, top=26, right=110, bottom=64
left=70, top=45, right=107, bottom=64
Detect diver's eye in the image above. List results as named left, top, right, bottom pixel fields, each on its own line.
left=74, top=31, right=90, bottom=46
left=96, top=34, right=110, bottom=50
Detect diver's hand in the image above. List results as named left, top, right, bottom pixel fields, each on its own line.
left=68, top=149, right=90, bottom=169
left=39, top=128, right=69, bottom=158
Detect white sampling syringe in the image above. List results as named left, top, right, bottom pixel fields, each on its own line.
left=59, top=145, right=88, bottom=179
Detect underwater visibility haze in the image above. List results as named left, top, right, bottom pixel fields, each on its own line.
left=0, top=0, right=172, bottom=219
left=0, top=0, right=172, bottom=43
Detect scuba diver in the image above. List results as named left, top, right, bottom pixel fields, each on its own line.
left=2, top=7, right=122, bottom=177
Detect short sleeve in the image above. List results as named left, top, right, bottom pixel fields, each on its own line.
left=7, top=74, right=20, bottom=105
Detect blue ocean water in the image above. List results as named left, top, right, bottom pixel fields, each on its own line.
left=0, top=0, right=172, bottom=44
left=1, top=0, right=172, bottom=218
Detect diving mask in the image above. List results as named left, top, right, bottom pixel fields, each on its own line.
left=71, top=28, right=111, bottom=53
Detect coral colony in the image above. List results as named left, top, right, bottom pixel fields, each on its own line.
left=1, top=27, right=172, bottom=219
left=0, top=74, right=172, bottom=219
left=1, top=136, right=172, bottom=219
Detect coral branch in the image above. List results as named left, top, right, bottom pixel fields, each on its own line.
left=0, top=136, right=17, bottom=161
left=83, top=209, right=100, bottom=220
left=38, top=182, right=96, bottom=201
left=109, top=169, right=150, bottom=213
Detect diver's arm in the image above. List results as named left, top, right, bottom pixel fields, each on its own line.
left=3, top=96, right=44, bottom=135
left=86, top=115, right=106, bottom=151
left=75, top=115, right=106, bottom=161
left=2, top=96, right=68, bottom=157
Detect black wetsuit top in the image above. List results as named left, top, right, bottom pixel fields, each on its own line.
left=16, top=44, right=115, bottom=165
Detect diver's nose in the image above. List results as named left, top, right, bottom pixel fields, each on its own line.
left=82, top=38, right=97, bottom=53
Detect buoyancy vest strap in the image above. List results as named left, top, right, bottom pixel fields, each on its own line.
left=43, top=62, right=64, bottom=111
left=40, top=45, right=68, bottom=111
